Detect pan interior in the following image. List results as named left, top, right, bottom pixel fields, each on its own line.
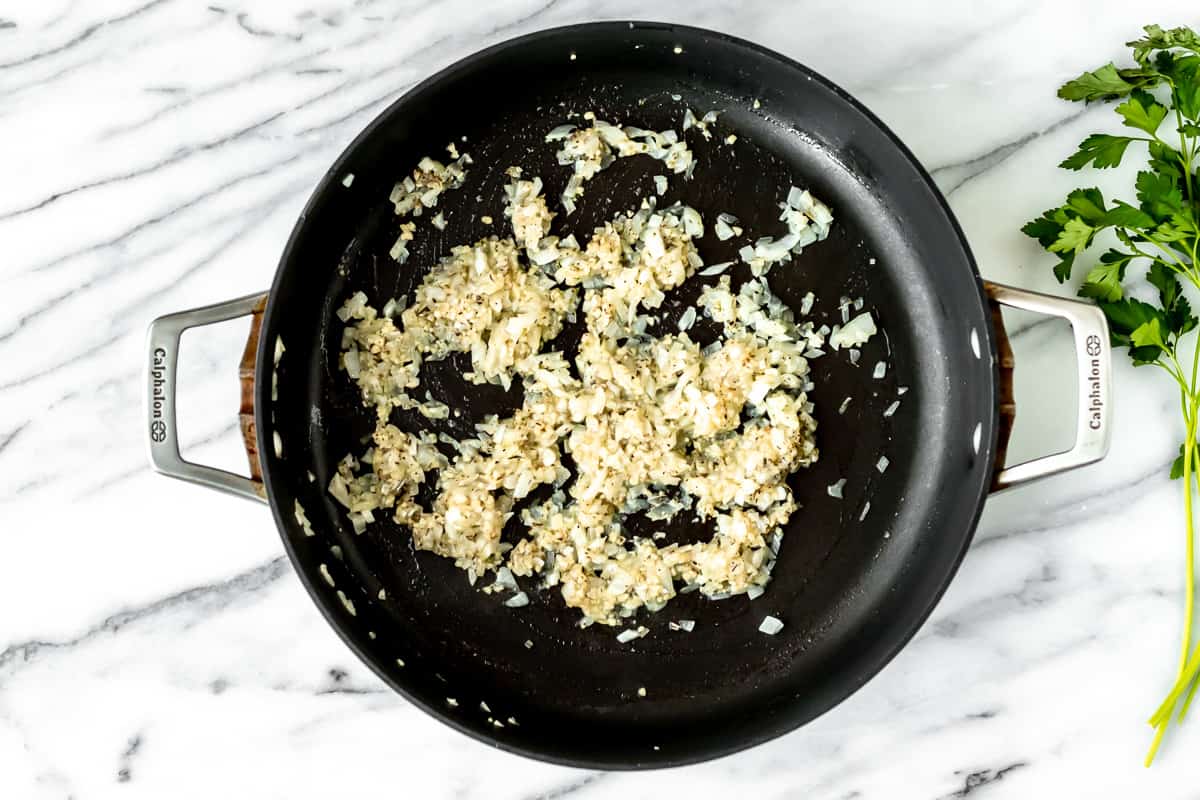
left=260, top=24, right=996, bottom=766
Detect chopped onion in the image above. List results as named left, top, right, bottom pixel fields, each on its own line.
left=746, top=585, right=765, bottom=600
left=494, top=566, right=517, bottom=591
left=829, top=312, right=877, bottom=350
left=337, top=590, right=356, bottom=616
left=699, top=261, right=733, bottom=276
left=859, top=501, right=871, bottom=521
left=838, top=396, right=852, bottom=414
left=759, top=615, right=784, bottom=635
left=876, top=455, right=890, bottom=473
left=754, top=232, right=801, bottom=263
left=504, top=591, right=530, bottom=608
left=545, top=124, right=576, bottom=141
left=677, top=306, right=697, bottom=331
left=336, top=291, right=368, bottom=322
left=884, top=400, right=901, bottom=417
left=654, top=175, right=668, bottom=195
left=873, top=361, right=886, bottom=379
left=343, top=348, right=361, bottom=378
left=827, top=478, right=846, bottom=499
left=294, top=500, right=316, bottom=537
left=616, top=628, right=642, bottom=643
left=389, top=236, right=409, bottom=263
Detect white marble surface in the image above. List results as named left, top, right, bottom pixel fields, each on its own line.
left=4, top=0, right=1200, bottom=796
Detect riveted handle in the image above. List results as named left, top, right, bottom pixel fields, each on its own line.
left=145, top=293, right=269, bottom=503
left=985, top=281, right=1112, bottom=491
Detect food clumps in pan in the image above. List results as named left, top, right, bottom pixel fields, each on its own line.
left=387, top=148, right=473, bottom=261
left=547, top=117, right=695, bottom=213
left=330, top=119, right=875, bottom=627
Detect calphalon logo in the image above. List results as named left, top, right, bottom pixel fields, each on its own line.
left=1085, top=334, right=1103, bottom=430
left=150, top=347, right=168, bottom=443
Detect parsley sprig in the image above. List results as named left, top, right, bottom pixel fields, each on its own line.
left=1023, top=24, right=1200, bottom=764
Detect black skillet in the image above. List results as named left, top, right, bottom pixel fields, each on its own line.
left=145, top=22, right=1113, bottom=768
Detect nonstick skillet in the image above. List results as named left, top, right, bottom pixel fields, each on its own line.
left=144, top=22, right=1113, bottom=768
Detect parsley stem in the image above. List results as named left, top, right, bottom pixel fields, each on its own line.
left=1147, top=384, right=1200, bottom=764
left=1177, top=108, right=1195, bottom=211
left=1177, top=344, right=1200, bottom=721
left=1148, top=721, right=1168, bottom=766
left=1178, top=405, right=1196, bottom=678
left=1124, top=239, right=1190, bottom=277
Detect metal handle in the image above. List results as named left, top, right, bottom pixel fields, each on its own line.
left=145, top=292, right=269, bottom=503
left=985, top=281, right=1112, bottom=491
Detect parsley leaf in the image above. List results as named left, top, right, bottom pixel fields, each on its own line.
left=1100, top=296, right=1162, bottom=339
left=1137, top=169, right=1185, bottom=218
left=1066, top=187, right=1108, bottom=221
left=1099, top=297, right=1168, bottom=364
left=1060, top=133, right=1137, bottom=169
left=1131, top=316, right=1168, bottom=350
left=1155, top=218, right=1193, bottom=242
left=1147, top=262, right=1199, bottom=337
left=1129, top=24, right=1200, bottom=64
left=1148, top=140, right=1185, bottom=179
left=1058, top=63, right=1139, bottom=101
left=1105, top=200, right=1156, bottom=228
left=1052, top=253, right=1076, bottom=284
left=1172, top=442, right=1187, bottom=480
left=1079, top=250, right=1132, bottom=302
left=1049, top=217, right=1095, bottom=255
left=1117, top=89, right=1169, bottom=134
left=1147, top=261, right=1182, bottom=307
left=1176, top=79, right=1200, bottom=122
left=1021, top=210, right=1065, bottom=248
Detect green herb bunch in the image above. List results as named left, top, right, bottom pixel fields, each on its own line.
left=1023, top=24, right=1200, bottom=764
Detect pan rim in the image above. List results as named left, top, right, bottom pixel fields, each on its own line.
left=255, top=20, right=999, bottom=769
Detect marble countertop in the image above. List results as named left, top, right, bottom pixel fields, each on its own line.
left=4, top=0, right=1200, bottom=796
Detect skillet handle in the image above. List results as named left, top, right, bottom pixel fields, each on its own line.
left=984, top=281, right=1112, bottom=491
left=145, top=293, right=269, bottom=503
